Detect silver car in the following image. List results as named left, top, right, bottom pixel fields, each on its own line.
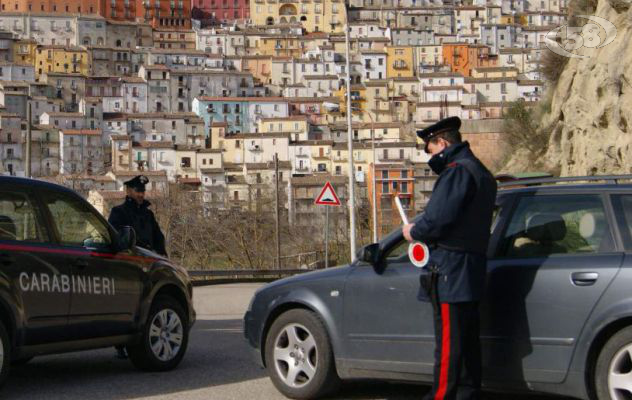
left=244, top=176, right=632, bottom=400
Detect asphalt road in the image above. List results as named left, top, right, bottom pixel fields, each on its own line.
left=2, top=284, right=575, bottom=400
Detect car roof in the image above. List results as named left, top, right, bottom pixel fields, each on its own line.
left=499, top=183, right=632, bottom=195
left=0, top=176, right=79, bottom=196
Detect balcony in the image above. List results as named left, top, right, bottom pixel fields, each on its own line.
left=248, top=144, right=262, bottom=152
left=150, top=86, right=168, bottom=93
left=333, top=155, right=347, bottom=162
left=392, top=62, right=408, bottom=70
left=295, top=166, right=309, bottom=172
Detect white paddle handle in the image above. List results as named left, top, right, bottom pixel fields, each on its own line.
left=395, top=196, right=409, bottom=225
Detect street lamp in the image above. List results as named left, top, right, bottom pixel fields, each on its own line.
left=323, top=102, right=379, bottom=245
left=343, top=23, right=356, bottom=261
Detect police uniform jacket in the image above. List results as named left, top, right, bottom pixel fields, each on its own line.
left=108, top=197, right=167, bottom=256
left=411, top=141, right=497, bottom=303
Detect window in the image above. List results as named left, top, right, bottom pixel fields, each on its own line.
left=498, top=195, right=614, bottom=258
left=0, top=192, right=47, bottom=242
left=382, top=182, right=389, bottom=193
left=382, top=170, right=388, bottom=179
left=401, top=170, right=408, bottom=178
left=611, top=195, right=632, bottom=251
left=401, top=182, right=408, bottom=193
left=43, top=193, right=111, bottom=248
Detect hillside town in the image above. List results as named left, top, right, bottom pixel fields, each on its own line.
left=0, top=0, right=560, bottom=235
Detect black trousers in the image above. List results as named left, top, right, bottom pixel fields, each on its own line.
left=423, top=301, right=482, bottom=400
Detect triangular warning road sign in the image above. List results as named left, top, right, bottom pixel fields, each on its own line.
left=315, top=181, right=341, bottom=206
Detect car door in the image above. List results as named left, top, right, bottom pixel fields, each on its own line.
left=480, top=192, right=623, bottom=385
left=0, top=187, right=72, bottom=345
left=342, top=233, right=435, bottom=375
left=39, top=189, right=145, bottom=340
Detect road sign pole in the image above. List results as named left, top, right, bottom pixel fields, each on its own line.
left=325, top=206, right=329, bottom=269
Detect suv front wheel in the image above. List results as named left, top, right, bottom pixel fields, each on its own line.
left=595, top=326, right=632, bottom=400
left=128, top=296, right=189, bottom=372
left=0, top=320, right=9, bottom=387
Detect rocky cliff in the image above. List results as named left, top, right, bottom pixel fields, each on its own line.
left=503, top=0, right=632, bottom=176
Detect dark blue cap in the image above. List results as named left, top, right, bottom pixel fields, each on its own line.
left=417, top=116, right=461, bottom=152
left=124, top=175, right=149, bottom=192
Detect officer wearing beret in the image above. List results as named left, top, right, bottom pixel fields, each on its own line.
left=402, top=116, right=497, bottom=400
left=108, top=175, right=167, bottom=257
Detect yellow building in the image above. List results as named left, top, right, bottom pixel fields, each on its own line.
left=35, top=46, right=91, bottom=77
left=12, top=39, right=37, bottom=66
left=250, top=0, right=346, bottom=33
left=241, top=55, right=273, bottom=84
left=364, top=80, right=393, bottom=122
left=386, top=46, right=415, bottom=79
left=334, top=84, right=367, bottom=118
left=308, top=141, right=334, bottom=174
left=259, top=36, right=304, bottom=58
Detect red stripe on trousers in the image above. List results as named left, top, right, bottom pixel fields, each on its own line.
left=434, top=303, right=451, bottom=400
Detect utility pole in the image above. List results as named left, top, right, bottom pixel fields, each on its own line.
left=274, top=153, right=281, bottom=269
left=371, top=123, right=378, bottom=243
left=344, top=23, right=357, bottom=261
left=25, top=101, right=32, bottom=178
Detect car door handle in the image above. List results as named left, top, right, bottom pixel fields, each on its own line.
left=0, top=252, right=14, bottom=266
left=74, top=258, right=89, bottom=269
left=571, top=272, right=599, bottom=286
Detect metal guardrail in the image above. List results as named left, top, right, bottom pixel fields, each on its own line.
left=188, top=268, right=316, bottom=285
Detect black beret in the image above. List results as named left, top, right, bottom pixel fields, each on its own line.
left=417, top=116, right=462, bottom=152
left=124, top=175, right=149, bottom=192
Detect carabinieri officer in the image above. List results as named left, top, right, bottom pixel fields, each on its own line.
left=108, top=175, right=167, bottom=257
left=402, top=116, right=497, bottom=400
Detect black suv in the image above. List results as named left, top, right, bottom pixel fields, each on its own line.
left=0, top=177, right=195, bottom=387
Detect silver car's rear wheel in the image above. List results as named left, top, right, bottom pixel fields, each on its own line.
left=596, top=327, right=632, bottom=400
left=273, top=323, right=318, bottom=389
left=609, top=344, right=632, bottom=399
left=265, top=309, right=340, bottom=399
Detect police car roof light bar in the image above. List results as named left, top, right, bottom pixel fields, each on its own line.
left=498, top=174, right=632, bottom=188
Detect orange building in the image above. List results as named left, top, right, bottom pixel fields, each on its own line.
left=442, top=43, right=498, bottom=78
left=368, top=163, right=416, bottom=237
left=0, top=0, right=191, bottom=29
left=0, top=0, right=99, bottom=13
left=103, top=0, right=192, bottom=29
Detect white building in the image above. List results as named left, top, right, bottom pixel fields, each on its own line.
left=59, top=129, right=105, bottom=175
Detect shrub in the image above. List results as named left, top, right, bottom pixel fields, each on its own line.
left=540, top=50, right=570, bottom=85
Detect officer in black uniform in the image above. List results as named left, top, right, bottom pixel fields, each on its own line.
left=108, top=175, right=167, bottom=359
left=108, top=175, right=167, bottom=257
left=403, top=116, right=497, bottom=400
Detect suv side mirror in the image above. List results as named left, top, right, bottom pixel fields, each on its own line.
left=119, top=226, right=137, bottom=251
left=357, top=243, right=381, bottom=265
